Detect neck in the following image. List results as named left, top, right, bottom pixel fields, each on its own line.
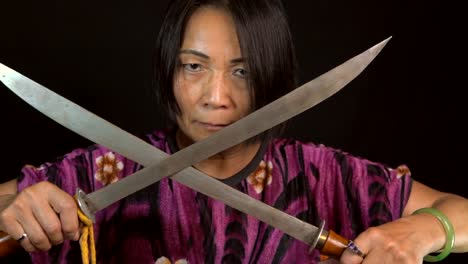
left=176, top=130, right=261, bottom=179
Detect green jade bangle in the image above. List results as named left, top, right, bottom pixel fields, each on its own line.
left=412, top=207, right=455, bottom=262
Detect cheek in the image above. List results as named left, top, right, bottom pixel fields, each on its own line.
left=173, top=87, right=189, bottom=130
left=173, top=84, right=183, bottom=108
left=235, top=88, right=252, bottom=115
left=173, top=73, right=188, bottom=108
left=173, top=79, right=197, bottom=115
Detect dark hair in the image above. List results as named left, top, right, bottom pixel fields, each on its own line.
left=153, top=0, right=298, bottom=141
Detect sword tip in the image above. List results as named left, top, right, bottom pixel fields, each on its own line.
left=369, top=36, right=392, bottom=57
left=0, top=62, right=7, bottom=79
left=0, top=62, right=14, bottom=84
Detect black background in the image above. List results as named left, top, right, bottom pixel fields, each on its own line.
left=0, top=0, right=467, bottom=263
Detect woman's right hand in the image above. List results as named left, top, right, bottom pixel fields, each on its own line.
left=0, top=181, right=80, bottom=252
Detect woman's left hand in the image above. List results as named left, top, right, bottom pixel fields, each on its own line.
left=339, top=214, right=445, bottom=263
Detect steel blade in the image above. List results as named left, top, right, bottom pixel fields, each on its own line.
left=0, top=37, right=390, bottom=251
left=86, top=37, right=391, bottom=211
left=0, top=38, right=390, bottom=213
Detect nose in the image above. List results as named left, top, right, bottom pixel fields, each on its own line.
left=202, top=72, right=232, bottom=109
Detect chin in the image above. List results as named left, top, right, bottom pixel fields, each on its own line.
left=177, top=129, right=208, bottom=146
left=193, top=131, right=214, bottom=141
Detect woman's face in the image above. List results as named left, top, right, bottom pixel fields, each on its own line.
left=173, top=7, right=251, bottom=145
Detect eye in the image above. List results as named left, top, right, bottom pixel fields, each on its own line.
left=183, top=63, right=203, bottom=72
left=233, top=68, right=248, bottom=78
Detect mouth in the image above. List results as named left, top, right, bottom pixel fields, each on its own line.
left=198, top=121, right=230, bottom=131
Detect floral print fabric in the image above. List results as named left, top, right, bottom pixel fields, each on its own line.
left=17, top=129, right=412, bottom=263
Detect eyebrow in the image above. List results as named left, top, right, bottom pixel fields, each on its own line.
left=180, top=49, right=210, bottom=59
left=179, top=49, right=245, bottom=64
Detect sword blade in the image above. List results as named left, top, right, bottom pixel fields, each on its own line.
left=0, top=38, right=390, bottom=223
left=0, top=38, right=390, bottom=247
left=86, top=37, right=391, bottom=211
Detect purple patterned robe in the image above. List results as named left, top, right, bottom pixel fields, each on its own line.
left=17, top=129, right=412, bottom=263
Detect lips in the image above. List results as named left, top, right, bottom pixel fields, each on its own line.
left=198, top=121, right=229, bottom=131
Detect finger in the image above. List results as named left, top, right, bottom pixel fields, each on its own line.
left=347, top=240, right=367, bottom=258
left=360, top=248, right=389, bottom=264
left=47, top=188, right=80, bottom=241
left=340, top=240, right=368, bottom=264
left=18, top=209, right=52, bottom=251
left=3, top=219, right=38, bottom=252
left=31, top=200, right=64, bottom=245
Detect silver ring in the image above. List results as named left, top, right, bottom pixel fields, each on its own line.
left=347, top=240, right=366, bottom=258
left=16, top=233, right=28, bottom=243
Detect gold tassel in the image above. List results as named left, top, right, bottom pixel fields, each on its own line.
left=74, top=196, right=96, bottom=264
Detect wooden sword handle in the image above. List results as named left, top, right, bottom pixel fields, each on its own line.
left=0, top=231, right=22, bottom=258
left=0, top=228, right=354, bottom=260
left=319, top=229, right=350, bottom=257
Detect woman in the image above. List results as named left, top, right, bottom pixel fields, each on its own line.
left=1, top=0, right=467, bottom=263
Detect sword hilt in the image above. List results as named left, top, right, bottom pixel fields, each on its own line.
left=0, top=189, right=96, bottom=259
left=0, top=231, right=22, bottom=258
left=75, top=188, right=96, bottom=223
left=316, top=229, right=350, bottom=258
left=309, top=220, right=355, bottom=259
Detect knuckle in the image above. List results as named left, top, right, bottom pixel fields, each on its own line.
left=383, top=241, right=398, bottom=254
left=10, top=197, right=28, bottom=212
left=364, top=226, right=383, bottom=239
left=0, top=210, right=13, bottom=223
left=385, top=242, right=413, bottom=260
left=0, top=218, right=14, bottom=233
left=19, top=189, right=40, bottom=205
left=44, top=221, right=62, bottom=236
left=24, top=182, right=51, bottom=197
left=61, top=199, right=77, bottom=211
left=20, top=186, right=36, bottom=197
